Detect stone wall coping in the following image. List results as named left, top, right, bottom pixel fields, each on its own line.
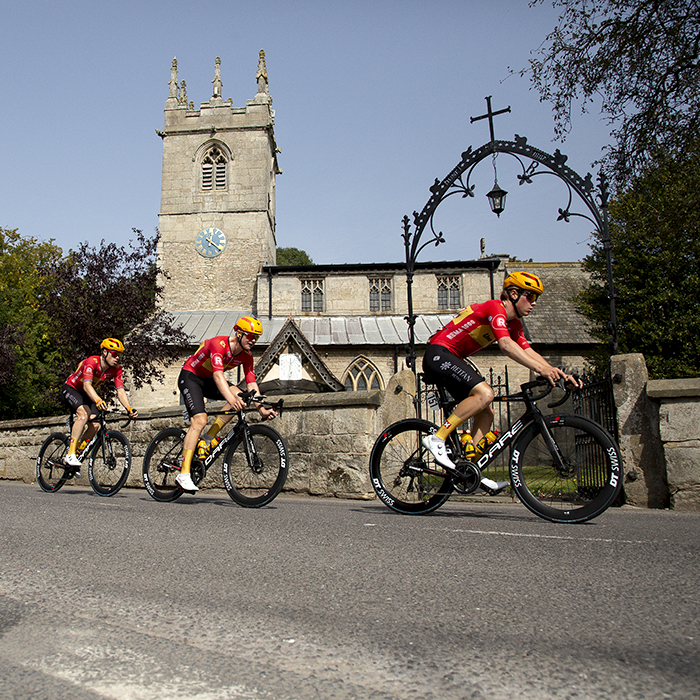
left=647, top=377, right=700, bottom=400
left=0, top=390, right=385, bottom=431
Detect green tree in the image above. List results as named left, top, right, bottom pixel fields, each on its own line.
left=276, top=246, right=313, bottom=266
left=38, top=229, right=191, bottom=411
left=578, top=142, right=700, bottom=378
left=525, top=0, right=700, bottom=187
left=0, top=228, right=64, bottom=418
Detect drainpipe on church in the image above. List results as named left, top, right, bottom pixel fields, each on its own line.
left=267, top=268, right=273, bottom=320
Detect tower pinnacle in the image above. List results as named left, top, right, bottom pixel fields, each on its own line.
left=212, top=56, right=223, bottom=100
left=255, top=49, right=270, bottom=102
left=166, top=57, right=179, bottom=106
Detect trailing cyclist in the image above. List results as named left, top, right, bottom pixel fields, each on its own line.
left=59, top=338, right=139, bottom=476
left=421, top=271, right=581, bottom=492
left=176, top=316, right=277, bottom=493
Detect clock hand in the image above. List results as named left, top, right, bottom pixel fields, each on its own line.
left=206, top=234, right=222, bottom=250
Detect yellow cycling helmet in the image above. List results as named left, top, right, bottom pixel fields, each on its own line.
left=503, top=271, right=544, bottom=296
left=234, top=316, right=263, bottom=336
left=100, top=338, right=125, bottom=353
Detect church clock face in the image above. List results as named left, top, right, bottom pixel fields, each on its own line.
left=194, top=227, right=227, bottom=258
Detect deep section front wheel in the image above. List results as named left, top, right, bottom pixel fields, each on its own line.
left=88, top=430, right=131, bottom=497
left=37, top=433, right=70, bottom=493
left=369, top=419, right=454, bottom=514
left=142, top=427, right=186, bottom=502
left=510, top=414, right=622, bottom=523
left=222, top=424, right=289, bottom=507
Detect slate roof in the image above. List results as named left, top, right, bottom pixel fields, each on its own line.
left=504, top=262, right=593, bottom=345
left=169, top=310, right=457, bottom=347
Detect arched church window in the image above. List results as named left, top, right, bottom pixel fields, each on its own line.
left=437, top=275, right=461, bottom=310
left=369, top=277, right=392, bottom=312
left=201, top=146, right=227, bottom=191
left=301, top=278, right=324, bottom=313
left=343, top=357, right=384, bottom=391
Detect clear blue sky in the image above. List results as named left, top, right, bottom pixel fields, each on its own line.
left=0, top=0, right=611, bottom=265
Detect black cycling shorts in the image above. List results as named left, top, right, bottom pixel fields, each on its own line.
left=60, top=384, right=98, bottom=417
left=178, top=369, right=233, bottom=418
left=421, top=345, right=486, bottom=402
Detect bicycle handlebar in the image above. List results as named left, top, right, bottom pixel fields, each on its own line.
left=518, top=374, right=580, bottom=408
left=208, top=390, right=284, bottom=417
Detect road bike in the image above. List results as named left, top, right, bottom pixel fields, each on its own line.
left=142, top=391, right=288, bottom=507
left=369, top=376, right=623, bottom=523
left=37, top=410, right=133, bottom=497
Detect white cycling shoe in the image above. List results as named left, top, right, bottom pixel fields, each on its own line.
left=176, top=472, right=199, bottom=492
left=64, top=453, right=82, bottom=477
left=480, top=477, right=509, bottom=495
left=64, top=453, right=81, bottom=467
left=421, top=435, right=456, bottom=469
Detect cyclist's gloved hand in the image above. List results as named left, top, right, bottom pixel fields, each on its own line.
left=127, top=407, right=139, bottom=418
left=96, top=398, right=107, bottom=411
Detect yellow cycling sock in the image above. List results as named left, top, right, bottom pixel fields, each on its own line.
left=181, top=448, right=194, bottom=474
left=206, top=416, right=226, bottom=439
left=436, top=413, right=464, bottom=441
left=67, top=438, right=78, bottom=456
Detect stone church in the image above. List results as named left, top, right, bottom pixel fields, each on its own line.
left=131, top=53, right=594, bottom=410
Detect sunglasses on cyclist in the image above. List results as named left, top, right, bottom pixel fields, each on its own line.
left=523, top=291, right=540, bottom=303
left=242, top=333, right=259, bottom=342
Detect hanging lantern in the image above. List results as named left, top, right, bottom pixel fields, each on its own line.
left=486, top=182, right=507, bottom=217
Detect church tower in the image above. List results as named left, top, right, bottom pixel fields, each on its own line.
left=157, top=52, right=280, bottom=313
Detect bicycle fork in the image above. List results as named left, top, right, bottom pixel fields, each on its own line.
left=242, top=429, right=263, bottom=473
left=528, top=412, right=568, bottom=472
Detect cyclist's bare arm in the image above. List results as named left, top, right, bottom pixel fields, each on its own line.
left=497, top=338, right=581, bottom=388
left=81, top=380, right=106, bottom=412
left=247, top=380, right=278, bottom=420
left=116, top=387, right=138, bottom=417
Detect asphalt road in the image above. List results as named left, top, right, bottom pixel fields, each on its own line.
left=1, top=482, right=698, bottom=699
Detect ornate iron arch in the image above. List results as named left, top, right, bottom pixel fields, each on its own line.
left=402, top=135, right=618, bottom=372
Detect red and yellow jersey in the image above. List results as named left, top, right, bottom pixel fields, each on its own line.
left=65, top=356, right=125, bottom=391
left=182, top=335, right=256, bottom=384
left=429, top=299, right=531, bottom=358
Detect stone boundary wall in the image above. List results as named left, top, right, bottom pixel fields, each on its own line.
left=0, top=371, right=417, bottom=499
left=647, top=376, right=700, bottom=511
left=610, top=354, right=668, bottom=508
left=611, top=353, right=700, bottom=511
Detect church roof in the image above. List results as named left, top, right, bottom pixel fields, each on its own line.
left=504, top=262, right=594, bottom=345
left=170, top=303, right=593, bottom=348
left=169, top=310, right=456, bottom=346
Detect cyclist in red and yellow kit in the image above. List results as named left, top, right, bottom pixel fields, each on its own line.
left=175, top=316, right=277, bottom=492
left=59, top=338, right=139, bottom=476
left=421, top=272, right=581, bottom=492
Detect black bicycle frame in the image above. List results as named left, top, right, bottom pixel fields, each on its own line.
left=198, top=415, right=244, bottom=470
left=431, top=381, right=569, bottom=479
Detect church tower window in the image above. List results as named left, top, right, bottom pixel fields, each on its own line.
left=343, top=357, right=383, bottom=391
left=201, top=146, right=228, bottom=191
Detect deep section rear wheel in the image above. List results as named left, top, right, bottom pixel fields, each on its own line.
left=222, top=424, right=289, bottom=507
left=88, top=430, right=131, bottom=496
left=510, top=414, right=622, bottom=523
left=142, top=427, right=186, bottom=502
left=369, top=419, right=454, bottom=514
left=37, top=433, right=70, bottom=493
